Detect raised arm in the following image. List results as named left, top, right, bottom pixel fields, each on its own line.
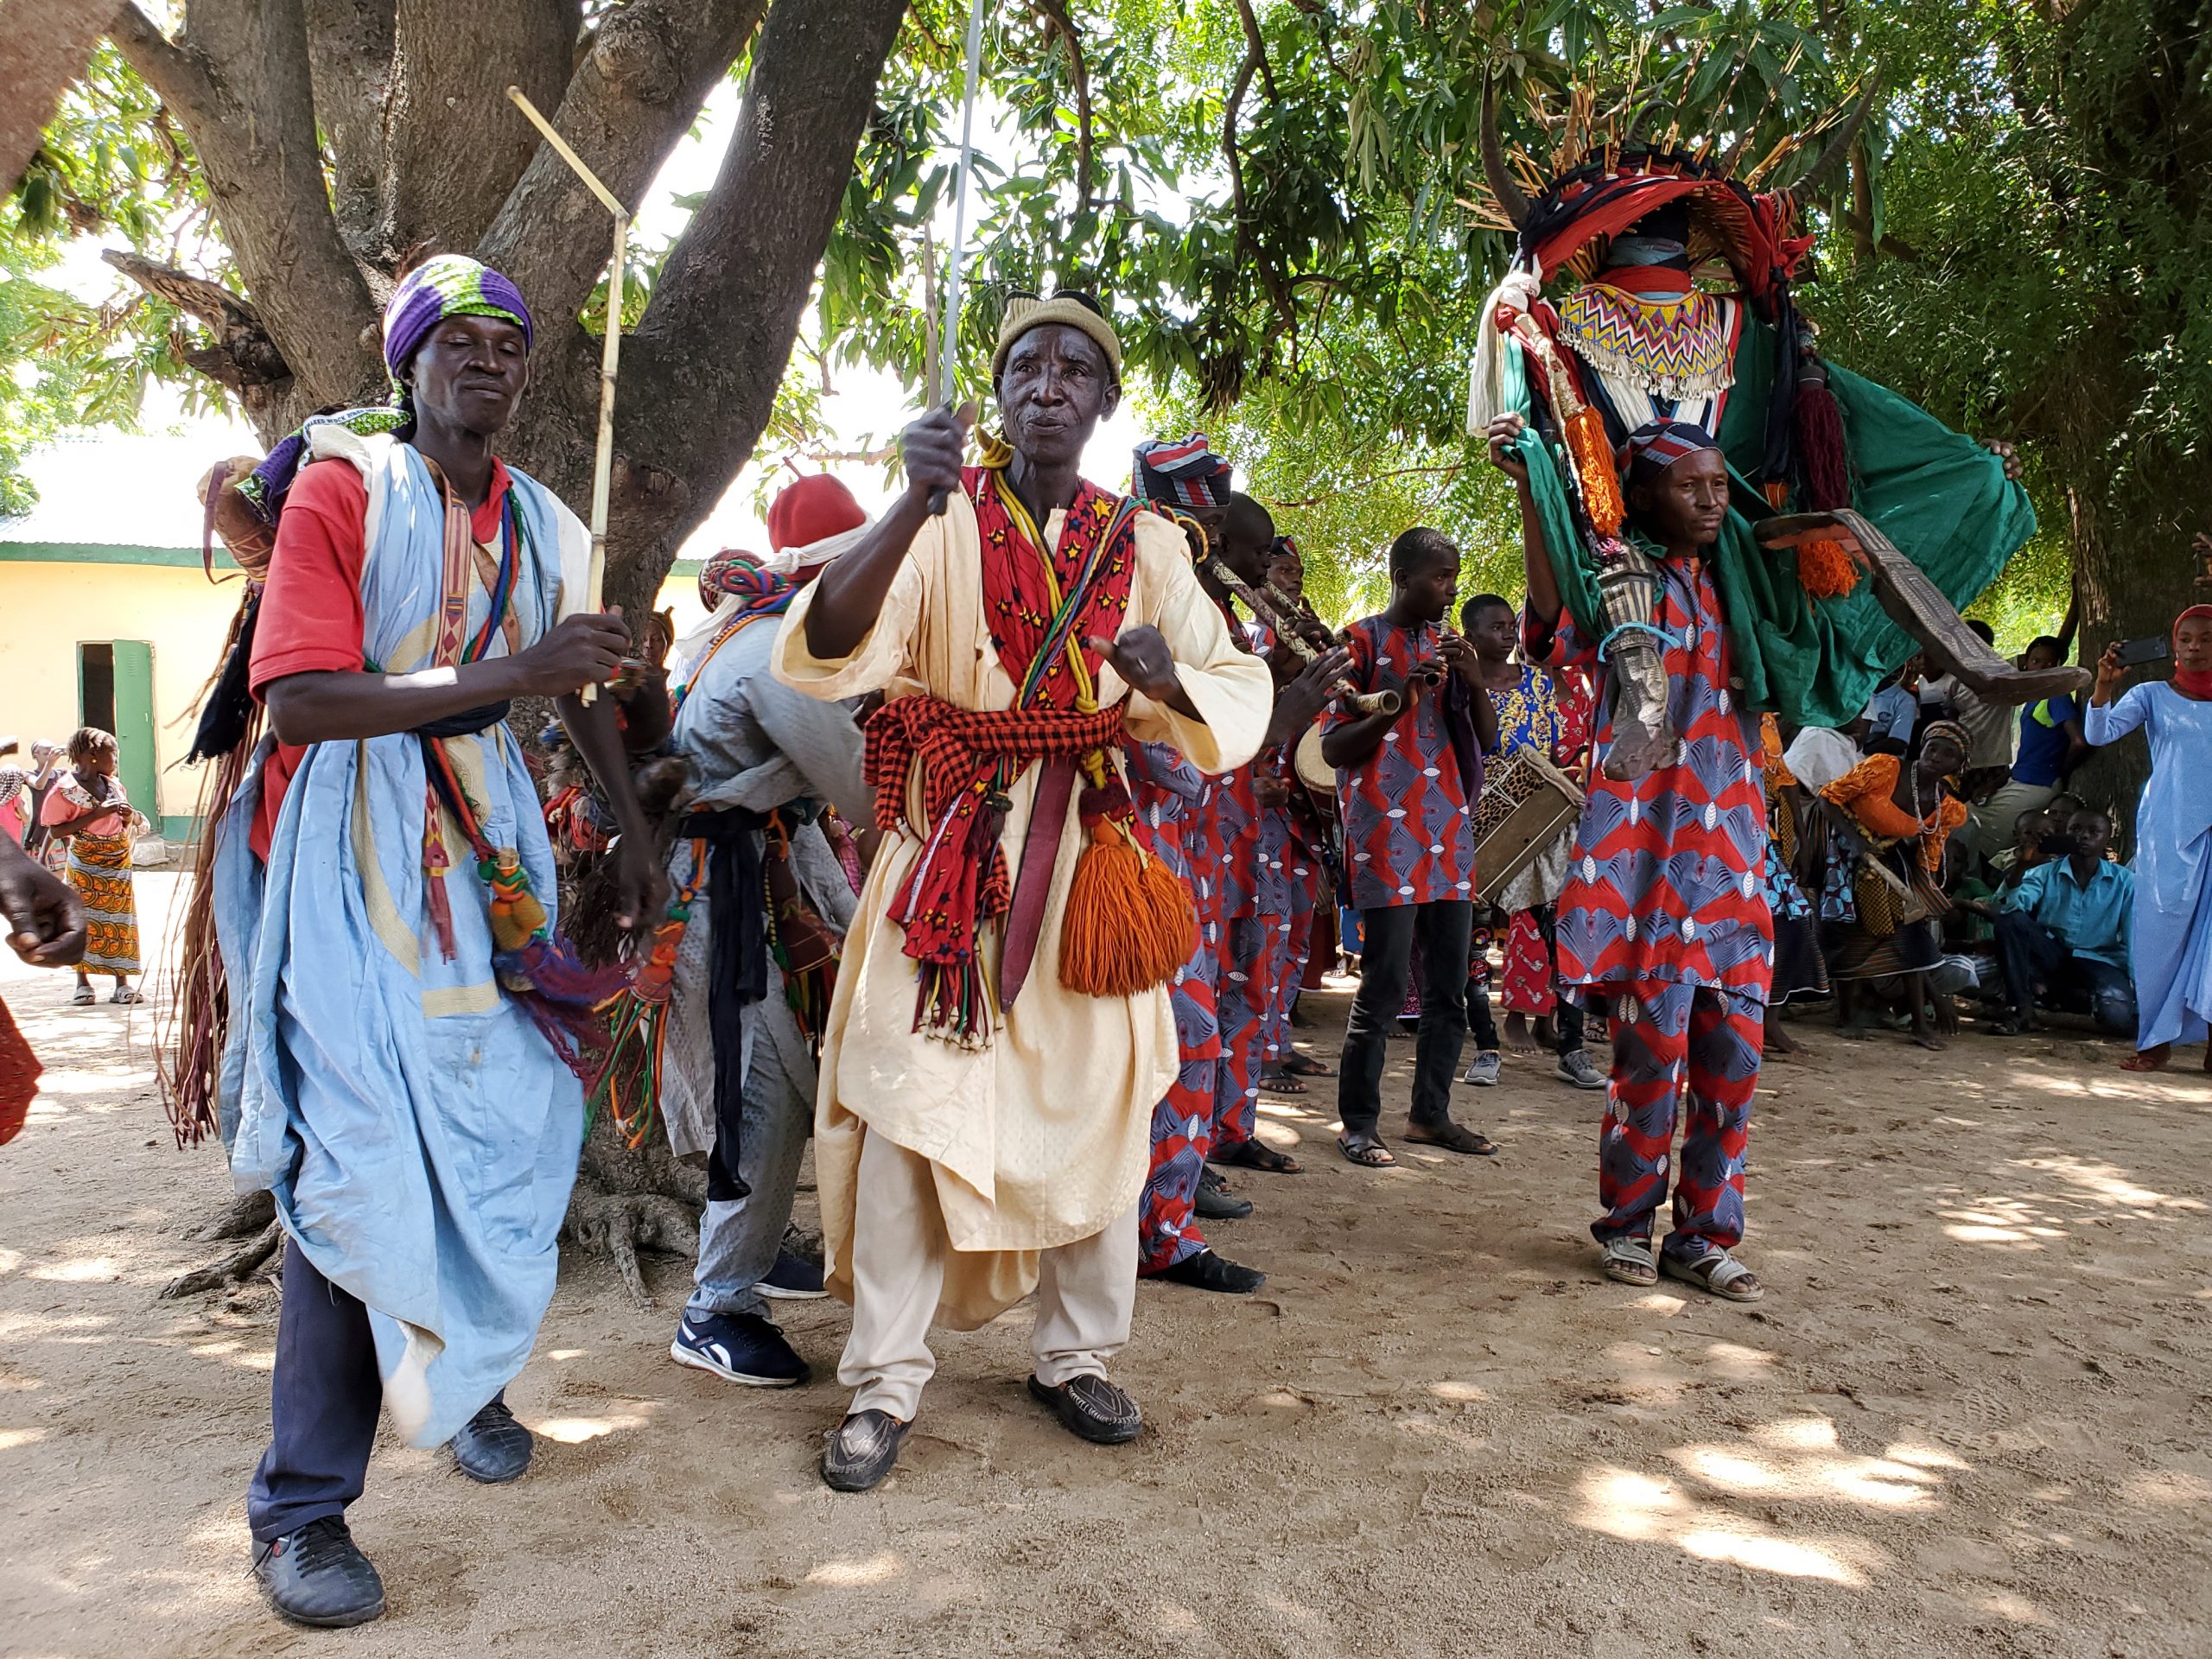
left=805, top=404, right=969, bottom=662
left=1487, top=412, right=1562, bottom=631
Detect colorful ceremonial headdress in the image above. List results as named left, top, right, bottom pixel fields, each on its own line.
left=1130, top=434, right=1234, bottom=508
left=1467, top=67, right=1877, bottom=527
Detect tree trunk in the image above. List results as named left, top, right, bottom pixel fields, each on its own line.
left=0, top=0, right=123, bottom=194
left=2060, top=442, right=2212, bottom=848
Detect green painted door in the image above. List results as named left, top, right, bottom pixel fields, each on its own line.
left=108, top=640, right=158, bottom=829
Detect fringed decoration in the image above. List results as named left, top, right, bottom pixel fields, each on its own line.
left=1792, top=373, right=1853, bottom=511
left=156, top=717, right=258, bottom=1147
left=1796, top=537, right=1863, bottom=600
left=1058, top=781, right=1196, bottom=998
left=1565, top=405, right=1625, bottom=536
left=588, top=857, right=701, bottom=1149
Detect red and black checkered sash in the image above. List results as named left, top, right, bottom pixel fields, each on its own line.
left=866, top=464, right=1140, bottom=984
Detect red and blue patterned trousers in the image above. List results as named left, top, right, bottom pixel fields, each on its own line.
left=1590, top=979, right=1763, bottom=1261
left=1211, top=913, right=1274, bottom=1152
left=1141, top=938, right=1222, bottom=1274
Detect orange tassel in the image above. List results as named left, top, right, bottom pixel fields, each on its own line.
left=1565, top=405, right=1625, bottom=537
left=486, top=849, right=550, bottom=953
left=1796, top=537, right=1863, bottom=600
left=1058, top=818, right=1196, bottom=998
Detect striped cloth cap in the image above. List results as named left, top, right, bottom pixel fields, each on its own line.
left=1131, top=434, right=1233, bottom=508
left=1622, top=418, right=1719, bottom=480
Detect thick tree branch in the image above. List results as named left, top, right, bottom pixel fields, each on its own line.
left=613, top=0, right=909, bottom=607
left=478, top=0, right=767, bottom=362
left=1231, top=0, right=1277, bottom=103
left=301, top=0, right=397, bottom=257
left=1031, top=0, right=1094, bottom=206
left=0, top=0, right=124, bottom=195
left=110, top=0, right=381, bottom=412
left=381, top=0, right=574, bottom=257
left=103, top=248, right=294, bottom=409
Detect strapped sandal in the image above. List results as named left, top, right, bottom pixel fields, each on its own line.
left=1600, top=1236, right=1658, bottom=1287
left=1259, top=1071, right=1309, bottom=1096
left=109, top=985, right=143, bottom=1006
left=70, top=985, right=95, bottom=1007
left=1214, top=1139, right=1302, bottom=1175
left=1402, top=1121, right=1498, bottom=1157
left=1336, top=1133, right=1396, bottom=1168
left=1282, top=1053, right=1333, bottom=1078
left=1662, top=1247, right=1765, bottom=1303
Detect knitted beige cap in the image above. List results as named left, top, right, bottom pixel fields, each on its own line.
left=990, top=292, right=1124, bottom=382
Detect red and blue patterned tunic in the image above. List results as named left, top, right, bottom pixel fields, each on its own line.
left=1529, top=553, right=1773, bottom=1003
left=1325, top=615, right=1478, bottom=911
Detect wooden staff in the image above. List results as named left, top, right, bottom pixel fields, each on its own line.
left=506, top=85, right=627, bottom=703
left=1210, top=559, right=1402, bottom=715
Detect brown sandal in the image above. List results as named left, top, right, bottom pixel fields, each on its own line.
left=1402, top=1121, right=1498, bottom=1156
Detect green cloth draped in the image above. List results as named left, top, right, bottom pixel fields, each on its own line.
left=1507, top=316, right=2037, bottom=729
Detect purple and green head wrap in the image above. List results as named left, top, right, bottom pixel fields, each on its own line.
left=380, top=254, right=534, bottom=397
left=242, top=256, right=535, bottom=525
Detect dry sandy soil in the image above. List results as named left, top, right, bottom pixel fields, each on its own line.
left=4, top=874, right=2210, bottom=1658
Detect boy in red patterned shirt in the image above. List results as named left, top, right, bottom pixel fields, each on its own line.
left=1323, top=528, right=1498, bottom=1166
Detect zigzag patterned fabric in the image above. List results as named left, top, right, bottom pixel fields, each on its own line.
left=1556, top=282, right=1734, bottom=402
left=1549, top=558, right=1773, bottom=1002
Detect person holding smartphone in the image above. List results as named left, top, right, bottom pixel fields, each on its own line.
left=2091, top=606, right=2212, bottom=1072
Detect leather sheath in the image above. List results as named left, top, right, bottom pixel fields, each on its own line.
left=997, top=757, right=1077, bottom=1007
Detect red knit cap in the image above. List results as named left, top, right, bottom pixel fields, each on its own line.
left=768, top=474, right=868, bottom=555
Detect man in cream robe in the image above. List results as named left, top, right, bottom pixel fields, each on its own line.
left=772, top=293, right=1271, bottom=1490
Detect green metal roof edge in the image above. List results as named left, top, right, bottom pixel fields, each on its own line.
left=0, top=540, right=232, bottom=569
left=1, top=541, right=705, bottom=580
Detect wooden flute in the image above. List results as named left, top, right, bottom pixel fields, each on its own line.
left=1209, top=560, right=1403, bottom=716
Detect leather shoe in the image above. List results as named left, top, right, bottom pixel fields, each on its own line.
left=1194, top=1183, right=1253, bottom=1220
left=1152, top=1248, right=1266, bottom=1294
left=821, top=1408, right=911, bottom=1492
left=449, top=1395, right=534, bottom=1484
left=251, top=1516, right=385, bottom=1628
left=1027, top=1373, right=1143, bottom=1445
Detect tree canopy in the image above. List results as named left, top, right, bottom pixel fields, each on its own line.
left=10, top=0, right=2209, bottom=664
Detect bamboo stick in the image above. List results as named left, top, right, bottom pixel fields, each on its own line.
left=506, top=85, right=627, bottom=702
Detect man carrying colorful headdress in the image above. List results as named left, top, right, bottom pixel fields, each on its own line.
left=207, top=253, right=664, bottom=1627
left=772, top=293, right=1273, bottom=1490
left=1467, top=83, right=2085, bottom=776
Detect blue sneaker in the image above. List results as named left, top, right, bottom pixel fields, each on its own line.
left=671, top=1310, right=810, bottom=1387
left=759, top=1249, right=828, bottom=1300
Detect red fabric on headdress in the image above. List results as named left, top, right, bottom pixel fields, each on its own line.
left=768, top=475, right=868, bottom=555
left=2175, top=605, right=2212, bottom=701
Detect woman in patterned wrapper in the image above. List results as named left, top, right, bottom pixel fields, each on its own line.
left=1491, top=411, right=1773, bottom=1305
left=36, top=728, right=143, bottom=1006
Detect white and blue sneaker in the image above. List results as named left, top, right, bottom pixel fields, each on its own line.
left=758, top=1249, right=828, bottom=1301
left=1461, top=1050, right=1503, bottom=1087
left=671, top=1311, right=810, bottom=1387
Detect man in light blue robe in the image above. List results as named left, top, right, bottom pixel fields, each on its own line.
left=211, top=256, right=663, bottom=1628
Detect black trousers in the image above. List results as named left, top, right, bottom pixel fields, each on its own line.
left=1338, top=900, right=1472, bottom=1138
left=1994, top=910, right=2136, bottom=1036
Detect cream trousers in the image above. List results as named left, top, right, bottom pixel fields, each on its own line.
left=838, top=1129, right=1137, bottom=1421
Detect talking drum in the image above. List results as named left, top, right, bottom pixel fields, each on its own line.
left=1294, top=724, right=1335, bottom=794
left=1471, top=749, right=1586, bottom=909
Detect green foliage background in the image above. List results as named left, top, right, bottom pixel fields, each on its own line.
left=18, top=0, right=2212, bottom=656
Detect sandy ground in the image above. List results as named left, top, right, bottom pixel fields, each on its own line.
left=4, top=872, right=2211, bottom=1657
